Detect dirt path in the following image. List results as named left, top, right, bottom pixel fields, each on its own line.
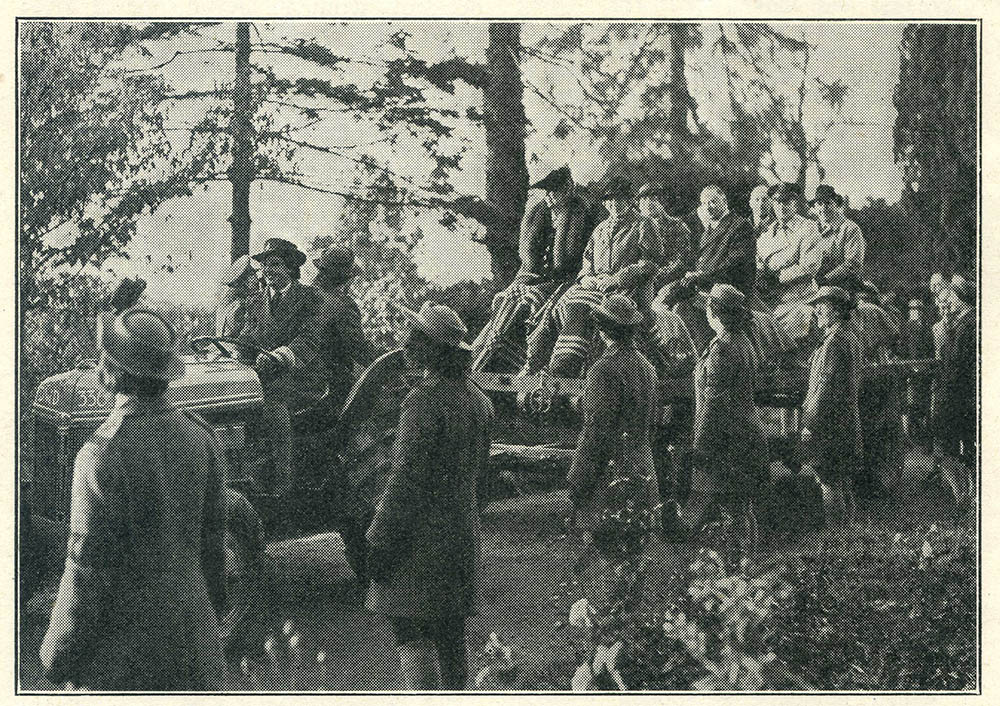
left=18, top=447, right=961, bottom=691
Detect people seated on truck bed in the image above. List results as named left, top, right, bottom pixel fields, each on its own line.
left=636, top=181, right=694, bottom=289
left=524, top=177, right=666, bottom=378
left=755, top=182, right=822, bottom=345
left=649, top=185, right=792, bottom=372
left=470, top=166, right=596, bottom=372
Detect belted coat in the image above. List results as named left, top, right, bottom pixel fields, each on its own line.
left=365, top=375, right=495, bottom=619
left=568, top=343, right=662, bottom=531
left=692, top=330, right=769, bottom=498
left=40, top=395, right=226, bottom=691
left=801, top=323, right=864, bottom=482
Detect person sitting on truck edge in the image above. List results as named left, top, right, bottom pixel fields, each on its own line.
left=805, top=184, right=866, bottom=283
left=41, top=308, right=227, bottom=690
left=637, top=181, right=694, bottom=289
left=470, top=166, right=596, bottom=373
left=755, top=182, right=822, bottom=345
left=525, top=177, right=665, bottom=378
left=650, top=185, right=757, bottom=356
left=801, top=285, right=863, bottom=526
left=236, top=237, right=329, bottom=498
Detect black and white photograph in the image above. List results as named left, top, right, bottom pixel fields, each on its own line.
left=15, top=16, right=980, bottom=693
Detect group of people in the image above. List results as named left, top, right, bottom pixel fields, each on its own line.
left=38, top=167, right=977, bottom=691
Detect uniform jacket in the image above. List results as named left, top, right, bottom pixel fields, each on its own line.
left=757, top=214, right=822, bottom=305
left=236, top=280, right=329, bottom=403
left=568, top=344, right=662, bottom=531
left=806, top=217, right=866, bottom=282
left=932, top=308, right=976, bottom=443
left=40, top=395, right=226, bottom=691
left=802, top=323, right=863, bottom=468
left=648, top=215, right=694, bottom=286
left=316, top=287, right=377, bottom=406
left=518, top=192, right=595, bottom=283
left=366, top=375, right=495, bottom=619
left=692, top=330, right=769, bottom=489
left=694, top=212, right=756, bottom=294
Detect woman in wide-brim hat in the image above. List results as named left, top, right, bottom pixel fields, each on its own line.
left=366, top=300, right=494, bottom=689
left=568, top=292, right=663, bottom=552
left=41, top=308, right=228, bottom=690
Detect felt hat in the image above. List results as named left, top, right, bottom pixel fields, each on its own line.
left=706, top=283, right=747, bottom=314
left=591, top=293, right=644, bottom=328
left=636, top=182, right=667, bottom=199
left=805, top=285, right=854, bottom=308
left=809, top=184, right=844, bottom=206
left=252, top=238, right=307, bottom=268
left=768, top=182, right=802, bottom=202
left=395, top=301, right=473, bottom=350
left=314, top=246, right=360, bottom=278
left=222, top=254, right=256, bottom=287
left=599, top=177, right=634, bottom=202
left=98, top=308, right=185, bottom=382
left=531, top=166, right=572, bottom=191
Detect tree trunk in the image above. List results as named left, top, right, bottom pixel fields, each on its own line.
left=228, top=22, right=254, bottom=262
left=667, top=23, right=692, bottom=137
left=483, top=22, right=528, bottom=288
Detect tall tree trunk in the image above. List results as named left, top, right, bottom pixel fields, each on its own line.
left=667, top=23, right=692, bottom=137
left=228, top=22, right=254, bottom=262
left=483, top=22, right=528, bottom=288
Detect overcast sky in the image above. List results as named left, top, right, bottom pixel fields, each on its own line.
left=44, top=21, right=907, bottom=305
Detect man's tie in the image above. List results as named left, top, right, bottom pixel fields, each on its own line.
left=269, top=289, right=281, bottom=314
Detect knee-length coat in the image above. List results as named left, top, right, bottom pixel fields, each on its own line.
left=801, top=323, right=864, bottom=483
left=568, top=343, right=662, bottom=531
left=692, top=330, right=769, bottom=500
left=365, top=375, right=495, bottom=619
left=40, top=395, right=226, bottom=691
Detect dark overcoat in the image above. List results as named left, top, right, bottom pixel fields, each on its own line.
left=931, top=309, right=976, bottom=446
left=236, top=280, right=329, bottom=404
left=568, top=344, right=662, bottom=531
left=692, top=330, right=769, bottom=499
left=694, top=212, right=757, bottom=295
left=40, top=396, right=226, bottom=690
left=801, top=323, right=864, bottom=482
left=519, top=193, right=595, bottom=283
left=365, top=375, right=495, bottom=619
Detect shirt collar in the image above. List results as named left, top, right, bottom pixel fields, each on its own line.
left=271, top=281, right=293, bottom=297
left=819, top=215, right=845, bottom=234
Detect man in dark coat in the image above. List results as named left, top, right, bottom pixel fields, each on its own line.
left=471, top=167, right=596, bottom=372
left=801, top=285, right=863, bottom=524
left=932, top=274, right=976, bottom=487
left=41, top=309, right=226, bottom=690
left=236, top=237, right=329, bottom=496
left=651, top=185, right=757, bottom=358
left=366, top=302, right=495, bottom=690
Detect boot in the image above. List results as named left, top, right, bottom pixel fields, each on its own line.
left=398, top=639, right=443, bottom=690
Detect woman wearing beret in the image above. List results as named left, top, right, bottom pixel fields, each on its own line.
left=365, top=302, right=495, bottom=690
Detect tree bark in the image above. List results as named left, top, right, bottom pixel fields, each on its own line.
left=667, top=23, right=692, bottom=137
left=228, top=22, right=255, bottom=262
left=483, top=22, right=528, bottom=288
